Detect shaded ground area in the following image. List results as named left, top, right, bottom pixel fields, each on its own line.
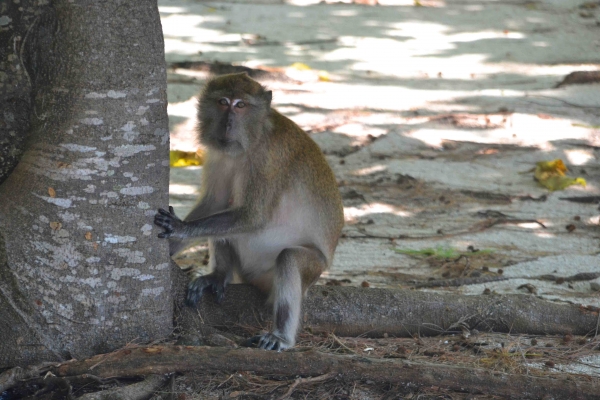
left=161, top=0, right=600, bottom=397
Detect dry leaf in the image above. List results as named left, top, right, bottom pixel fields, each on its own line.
left=535, top=159, right=567, bottom=177
left=49, top=222, right=62, bottom=231
left=290, top=62, right=311, bottom=71
left=48, top=187, right=56, bottom=198
left=85, top=232, right=92, bottom=240
left=537, top=176, right=586, bottom=191
left=534, top=159, right=586, bottom=191
left=318, top=71, right=331, bottom=82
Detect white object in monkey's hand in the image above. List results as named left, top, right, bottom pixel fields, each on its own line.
left=155, top=73, right=344, bottom=351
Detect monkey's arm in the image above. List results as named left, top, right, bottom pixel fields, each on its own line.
left=156, top=167, right=278, bottom=240
left=160, top=196, right=217, bottom=256
left=155, top=206, right=266, bottom=240
left=182, top=198, right=213, bottom=222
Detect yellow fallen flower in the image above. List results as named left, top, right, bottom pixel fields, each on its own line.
left=170, top=150, right=204, bottom=167
left=534, top=159, right=586, bottom=191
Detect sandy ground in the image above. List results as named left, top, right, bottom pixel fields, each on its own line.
left=162, top=0, right=600, bottom=307
left=156, top=0, right=600, bottom=392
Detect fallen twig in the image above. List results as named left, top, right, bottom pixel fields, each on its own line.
left=523, top=94, right=600, bottom=109
left=328, top=333, right=357, bottom=354
left=560, top=195, right=600, bottom=204
left=277, top=372, right=336, bottom=400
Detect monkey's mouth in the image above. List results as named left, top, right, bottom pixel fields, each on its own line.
left=218, top=138, right=237, bottom=145
left=216, top=138, right=243, bottom=152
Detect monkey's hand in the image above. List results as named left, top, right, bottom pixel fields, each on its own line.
left=243, top=332, right=292, bottom=352
left=186, top=273, right=226, bottom=306
left=154, top=206, right=184, bottom=239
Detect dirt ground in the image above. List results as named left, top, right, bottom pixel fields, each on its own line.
left=160, top=0, right=600, bottom=397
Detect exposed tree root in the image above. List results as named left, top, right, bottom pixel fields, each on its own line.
left=46, top=345, right=600, bottom=400
left=177, top=283, right=600, bottom=339
left=0, top=362, right=57, bottom=393
left=76, top=374, right=169, bottom=400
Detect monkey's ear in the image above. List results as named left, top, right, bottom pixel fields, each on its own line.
left=264, top=90, right=272, bottom=105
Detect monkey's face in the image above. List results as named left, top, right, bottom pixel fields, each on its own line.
left=198, top=73, right=272, bottom=155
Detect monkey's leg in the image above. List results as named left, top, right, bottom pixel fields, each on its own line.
left=255, top=246, right=326, bottom=351
left=186, top=239, right=238, bottom=306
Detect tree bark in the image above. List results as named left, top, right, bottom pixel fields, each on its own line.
left=178, top=283, right=600, bottom=338
left=0, top=0, right=41, bottom=184
left=0, top=0, right=171, bottom=368
left=49, top=345, right=600, bottom=400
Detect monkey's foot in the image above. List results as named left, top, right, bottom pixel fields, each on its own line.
left=186, top=274, right=226, bottom=306
left=154, top=206, right=184, bottom=239
left=244, top=332, right=293, bottom=351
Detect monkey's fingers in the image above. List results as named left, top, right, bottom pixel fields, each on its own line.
left=154, top=212, right=175, bottom=239
left=157, top=208, right=172, bottom=216
left=157, top=231, right=173, bottom=239
left=256, top=333, right=285, bottom=351
left=240, top=335, right=262, bottom=348
left=186, top=275, right=225, bottom=307
left=154, top=213, right=175, bottom=228
left=185, top=281, right=205, bottom=307
left=214, top=284, right=225, bottom=304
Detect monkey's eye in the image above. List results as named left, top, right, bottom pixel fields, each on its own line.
left=235, top=101, right=246, bottom=108
left=218, top=98, right=229, bottom=106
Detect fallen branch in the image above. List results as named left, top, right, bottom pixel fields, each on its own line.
left=179, top=284, right=600, bottom=338
left=48, top=345, right=600, bottom=400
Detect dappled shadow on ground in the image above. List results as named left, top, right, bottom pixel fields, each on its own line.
left=163, top=3, right=600, bottom=395
left=161, top=0, right=600, bottom=155
left=164, top=0, right=600, bottom=304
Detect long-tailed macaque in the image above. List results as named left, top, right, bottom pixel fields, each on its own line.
left=155, top=73, right=344, bottom=351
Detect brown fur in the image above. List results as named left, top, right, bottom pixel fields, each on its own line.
left=155, top=73, right=344, bottom=350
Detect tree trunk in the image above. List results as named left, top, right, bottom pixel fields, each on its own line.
left=0, top=0, right=171, bottom=368
left=0, top=1, right=39, bottom=184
